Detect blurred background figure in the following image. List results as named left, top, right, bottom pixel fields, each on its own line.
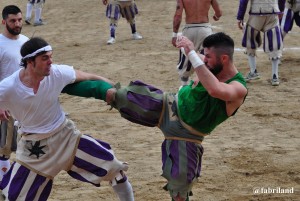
left=25, top=0, right=46, bottom=26
left=102, top=0, right=142, bottom=45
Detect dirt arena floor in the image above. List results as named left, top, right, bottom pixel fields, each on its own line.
left=1, top=0, right=300, bottom=200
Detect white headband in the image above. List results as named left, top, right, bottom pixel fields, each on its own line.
left=22, top=45, right=52, bottom=60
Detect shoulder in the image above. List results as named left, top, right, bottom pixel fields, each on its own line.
left=51, top=64, right=74, bottom=70
left=0, top=34, right=8, bottom=45
left=0, top=70, right=19, bottom=85
left=51, top=64, right=75, bottom=75
left=19, top=34, right=29, bottom=42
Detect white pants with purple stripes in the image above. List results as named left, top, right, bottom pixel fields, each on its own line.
left=242, top=15, right=283, bottom=59
left=0, top=119, right=128, bottom=201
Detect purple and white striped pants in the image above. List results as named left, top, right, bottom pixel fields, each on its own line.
left=0, top=119, right=128, bottom=201
left=242, top=15, right=283, bottom=59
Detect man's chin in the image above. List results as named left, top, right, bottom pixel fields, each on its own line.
left=11, top=31, right=21, bottom=36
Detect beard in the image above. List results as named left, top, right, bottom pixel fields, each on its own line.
left=210, top=63, right=223, bottom=75
left=207, top=58, right=223, bottom=76
left=6, top=23, right=22, bottom=35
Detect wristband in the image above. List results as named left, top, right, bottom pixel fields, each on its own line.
left=188, top=50, right=204, bottom=68
left=172, top=32, right=178, bottom=37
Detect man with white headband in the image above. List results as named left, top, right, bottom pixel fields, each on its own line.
left=0, top=37, right=134, bottom=201
left=62, top=32, right=248, bottom=201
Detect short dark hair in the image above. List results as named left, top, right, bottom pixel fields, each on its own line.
left=20, top=37, right=50, bottom=68
left=2, top=5, right=22, bottom=20
left=203, top=32, right=234, bottom=60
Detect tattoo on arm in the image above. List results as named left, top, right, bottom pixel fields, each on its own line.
left=176, top=0, right=181, bottom=10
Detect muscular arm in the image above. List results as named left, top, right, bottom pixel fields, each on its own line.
left=191, top=59, right=247, bottom=116
left=237, top=0, right=249, bottom=21
left=193, top=67, right=246, bottom=102
left=176, top=36, right=247, bottom=115
left=173, top=0, right=184, bottom=33
left=237, top=0, right=249, bottom=29
left=172, top=0, right=184, bottom=46
left=74, top=70, right=114, bottom=85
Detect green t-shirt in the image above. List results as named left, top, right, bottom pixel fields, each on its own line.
left=177, top=72, right=247, bottom=134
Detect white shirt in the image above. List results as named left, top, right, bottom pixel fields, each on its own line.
left=0, top=64, right=76, bottom=134
left=0, top=34, right=29, bottom=81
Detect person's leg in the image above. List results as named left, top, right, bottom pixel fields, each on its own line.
left=0, top=116, right=18, bottom=181
left=130, top=22, right=142, bottom=40
left=109, top=80, right=164, bottom=127
left=108, top=21, right=117, bottom=44
left=177, top=25, right=212, bottom=86
left=120, top=1, right=142, bottom=40
left=0, top=156, right=10, bottom=181
left=67, top=134, right=134, bottom=200
left=242, top=24, right=261, bottom=80
left=271, top=58, right=280, bottom=86
left=112, top=171, right=134, bottom=201
left=0, top=162, right=53, bottom=200
left=280, top=7, right=295, bottom=39
left=263, top=23, right=283, bottom=86
left=105, top=1, right=120, bottom=44
left=161, top=140, right=203, bottom=201
left=33, top=0, right=46, bottom=26
left=25, top=1, right=34, bottom=24
left=247, top=54, right=258, bottom=74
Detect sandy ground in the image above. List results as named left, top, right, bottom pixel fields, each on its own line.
left=1, top=0, right=300, bottom=200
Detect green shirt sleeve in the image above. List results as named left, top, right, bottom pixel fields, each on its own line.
left=62, top=80, right=113, bottom=101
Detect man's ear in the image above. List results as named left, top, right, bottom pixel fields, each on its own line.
left=221, top=54, right=229, bottom=64
left=2, top=19, right=5, bottom=25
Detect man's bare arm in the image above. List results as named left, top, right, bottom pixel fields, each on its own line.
left=74, top=70, right=114, bottom=85
left=173, top=0, right=184, bottom=33
left=172, top=0, right=184, bottom=46
left=211, top=0, right=222, bottom=20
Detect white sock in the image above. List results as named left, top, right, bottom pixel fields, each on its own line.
left=26, top=3, right=33, bottom=19
left=35, top=7, right=43, bottom=22
left=0, top=159, right=10, bottom=181
left=271, top=58, right=279, bottom=78
left=112, top=180, right=134, bottom=201
left=247, top=55, right=257, bottom=73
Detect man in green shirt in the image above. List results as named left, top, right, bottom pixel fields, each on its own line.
left=63, top=32, right=248, bottom=201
